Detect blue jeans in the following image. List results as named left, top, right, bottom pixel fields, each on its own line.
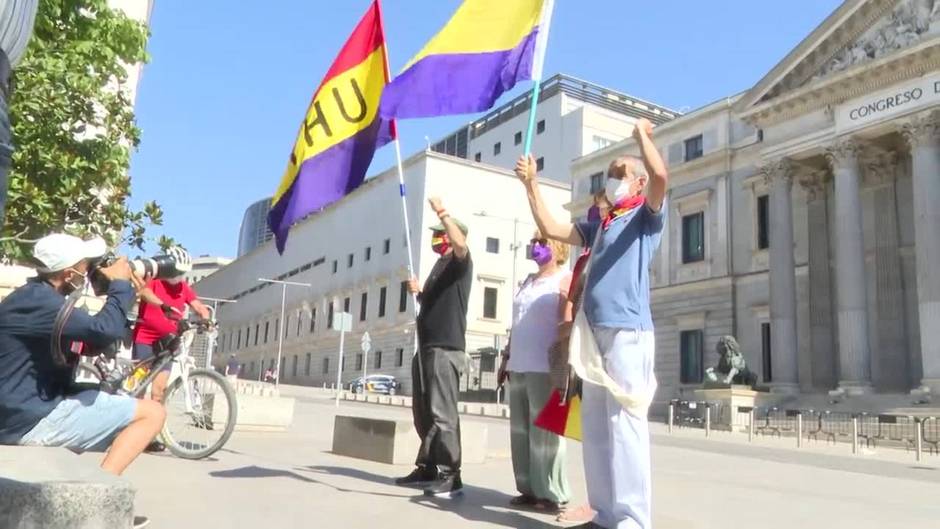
left=19, top=390, right=138, bottom=452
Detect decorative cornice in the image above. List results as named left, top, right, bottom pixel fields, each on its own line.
left=900, top=108, right=940, bottom=148
left=740, top=40, right=940, bottom=127
left=825, top=137, right=863, bottom=169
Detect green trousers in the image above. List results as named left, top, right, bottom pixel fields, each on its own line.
left=509, top=372, right=571, bottom=504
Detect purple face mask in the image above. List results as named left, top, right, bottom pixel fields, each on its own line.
left=530, top=243, right=553, bottom=266
left=587, top=206, right=601, bottom=222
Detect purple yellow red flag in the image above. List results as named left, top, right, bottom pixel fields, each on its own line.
left=534, top=389, right=582, bottom=441
left=268, top=0, right=395, bottom=254
left=379, top=0, right=555, bottom=119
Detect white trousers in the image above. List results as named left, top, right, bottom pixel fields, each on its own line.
left=581, top=327, right=656, bottom=529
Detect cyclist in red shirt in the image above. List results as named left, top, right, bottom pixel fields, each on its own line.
left=132, top=248, right=211, bottom=420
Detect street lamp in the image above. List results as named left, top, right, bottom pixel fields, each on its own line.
left=258, top=278, right=312, bottom=388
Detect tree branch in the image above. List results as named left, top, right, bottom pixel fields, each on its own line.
left=0, top=228, right=39, bottom=243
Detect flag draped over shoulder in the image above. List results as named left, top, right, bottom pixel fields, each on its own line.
left=268, top=0, right=395, bottom=254
left=379, top=0, right=554, bottom=119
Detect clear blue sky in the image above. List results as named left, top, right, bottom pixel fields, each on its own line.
left=128, top=0, right=841, bottom=258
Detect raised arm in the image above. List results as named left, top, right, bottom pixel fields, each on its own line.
left=515, top=155, right=582, bottom=246
left=633, top=119, right=668, bottom=212
left=428, top=197, right=468, bottom=260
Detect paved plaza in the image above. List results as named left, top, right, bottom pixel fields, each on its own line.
left=88, top=388, right=940, bottom=529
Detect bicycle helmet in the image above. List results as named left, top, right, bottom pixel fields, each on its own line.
left=166, top=246, right=193, bottom=274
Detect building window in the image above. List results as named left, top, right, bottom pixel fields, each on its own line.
left=486, top=237, right=500, bottom=254
left=291, top=355, right=298, bottom=378
left=332, top=260, right=338, bottom=274
left=592, top=135, right=614, bottom=152
left=378, top=286, right=387, bottom=318
left=757, top=129, right=764, bottom=142
left=536, top=157, right=544, bottom=172
left=399, top=281, right=408, bottom=313
left=474, top=152, right=482, bottom=162
left=374, top=351, right=382, bottom=369
left=494, top=142, right=501, bottom=155
left=356, top=353, right=363, bottom=371
left=236, top=329, right=242, bottom=349
left=343, top=297, right=350, bottom=313
left=396, top=348, right=404, bottom=367
left=347, top=254, right=354, bottom=268
left=304, top=353, right=311, bottom=377
left=761, top=322, right=772, bottom=382
left=680, top=330, right=704, bottom=384
left=310, top=308, right=317, bottom=333
left=254, top=324, right=260, bottom=346
left=264, top=321, right=270, bottom=343
left=682, top=212, right=705, bottom=263
left=383, top=238, right=391, bottom=254
left=327, top=303, right=335, bottom=329
left=284, top=316, right=291, bottom=338
left=514, top=131, right=522, bottom=145
left=684, top=134, right=704, bottom=162
left=322, top=357, right=330, bottom=374
left=360, top=292, right=368, bottom=321
left=483, top=287, right=498, bottom=319
left=537, top=120, right=545, bottom=134
left=296, top=315, right=302, bottom=337
left=757, top=194, right=769, bottom=251
left=589, top=172, right=605, bottom=195
left=365, top=247, right=372, bottom=261
left=274, top=319, right=279, bottom=339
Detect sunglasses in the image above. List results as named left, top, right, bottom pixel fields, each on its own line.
left=530, top=238, right=548, bottom=245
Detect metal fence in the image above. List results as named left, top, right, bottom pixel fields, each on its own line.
left=664, top=400, right=939, bottom=461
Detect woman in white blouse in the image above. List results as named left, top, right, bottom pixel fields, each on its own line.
left=499, top=232, right=571, bottom=512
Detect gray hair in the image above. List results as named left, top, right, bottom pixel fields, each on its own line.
left=607, top=156, right=648, bottom=181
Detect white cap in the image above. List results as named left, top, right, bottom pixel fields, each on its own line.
left=33, top=234, right=108, bottom=273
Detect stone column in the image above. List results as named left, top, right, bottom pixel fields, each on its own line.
left=860, top=149, right=909, bottom=391
left=825, top=139, right=873, bottom=395
left=761, top=158, right=799, bottom=392
left=902, top=110, right=940, bottom=396
left=799, top=170, right=836, bottom=390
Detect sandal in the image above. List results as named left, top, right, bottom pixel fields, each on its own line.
left=533, top=499, right=568, bottom=515
left=509, top=494, right=537, bottom=507
left=557, top=503, right=595, bottom=523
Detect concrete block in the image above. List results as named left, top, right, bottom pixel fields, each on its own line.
left=332, top=415, right=487, bottom=465
left=0, top=446, right=135, bottom=529
left=214, top=394, right=295, bottom=432
left=378, top=395, right=391, bottom=405
left=501, top=407, right=511, bottom=419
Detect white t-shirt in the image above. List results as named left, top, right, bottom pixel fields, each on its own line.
left=508, top=270, right=570, bottom=374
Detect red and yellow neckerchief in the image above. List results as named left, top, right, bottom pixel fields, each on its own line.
left=602, top=195, right=646, bottom=231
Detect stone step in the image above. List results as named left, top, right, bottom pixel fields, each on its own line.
left=0, top=446, right=135, bottom=529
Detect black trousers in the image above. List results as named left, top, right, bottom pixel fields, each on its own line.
left=411, top=346, right=465, bottom=474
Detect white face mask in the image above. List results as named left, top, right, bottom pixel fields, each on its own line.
left=605, top=177, right=632, bottom=204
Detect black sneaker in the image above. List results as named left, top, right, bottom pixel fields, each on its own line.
left=395, top=466, right=438, bottom=486
left=423, top=473, right=463, bottom=498
left=144, top=441, right=165, bottom=453
left=133, top=516, right=150, bottom=529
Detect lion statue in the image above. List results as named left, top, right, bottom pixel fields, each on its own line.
left=704, top=335, right=758, bottom=387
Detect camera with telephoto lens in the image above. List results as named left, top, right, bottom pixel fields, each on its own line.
left=88, top=252, right=183, bottom=295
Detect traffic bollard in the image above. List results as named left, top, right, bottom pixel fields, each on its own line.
left=705, top=405, right=711, bottom=438
left=668, top=403, right=674, bottom=433
left=916, top=419, right=923, bottom=462
left=748, top=410, right=754, bottom=442
left=797, top=413, right=803, bottom=448
left=852, top=416, right=859, bottom=455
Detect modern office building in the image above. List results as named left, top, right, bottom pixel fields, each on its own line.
left=237, top=198, right=274, bottom=257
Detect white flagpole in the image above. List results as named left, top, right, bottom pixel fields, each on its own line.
left=522, top=0, right=556, bottom=155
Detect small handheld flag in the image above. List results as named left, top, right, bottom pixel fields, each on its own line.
left=268, top=0, right=395, bottom=254
left=533, top=388, right=582, bottom=442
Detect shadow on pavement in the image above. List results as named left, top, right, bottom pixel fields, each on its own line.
left=306, top=466, right=557, bottom=529
left=209, top=465, right=408, bottom=499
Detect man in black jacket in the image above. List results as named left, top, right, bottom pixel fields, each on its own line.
left=0, top=234, right=165, bottom=477
left=396, top=197, right=473, bottom=498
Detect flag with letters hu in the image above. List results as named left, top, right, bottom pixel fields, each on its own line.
left=268, top=0, right=395, bottom=254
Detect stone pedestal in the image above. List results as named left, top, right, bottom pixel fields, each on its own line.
left=331, top=415, right=487, bottom=465
left=694, top=386, right=779, bottom=431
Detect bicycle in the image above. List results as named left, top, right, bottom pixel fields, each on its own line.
left=77, top=318, right=238, bottom=460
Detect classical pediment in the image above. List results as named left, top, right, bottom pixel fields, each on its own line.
left=735, top=0, right=940, bottom=123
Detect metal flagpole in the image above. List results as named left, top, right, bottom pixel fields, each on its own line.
left=522, top=79, right=542, bottom=156
left=377, top=0, right=424, bottom=395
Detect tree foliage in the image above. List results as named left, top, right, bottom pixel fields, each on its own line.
left=1, top=0, right=173, bottom=261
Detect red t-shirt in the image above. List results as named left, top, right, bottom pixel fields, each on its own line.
left=133, top=279, right=196, bottom=345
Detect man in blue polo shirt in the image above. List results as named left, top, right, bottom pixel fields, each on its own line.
left=516, top=118, right=667, bottom=529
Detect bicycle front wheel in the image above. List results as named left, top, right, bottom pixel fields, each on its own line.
left=161, top=369, right=238, bottom=459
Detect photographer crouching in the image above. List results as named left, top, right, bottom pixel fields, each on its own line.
left=0, top=233, right=165, bottom=529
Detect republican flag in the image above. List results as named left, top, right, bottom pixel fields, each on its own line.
left=534, top=389, right=582, bottom=442
left=268, top=0, right=395, bottom=254
left=379, top=0, right=555, bottom=119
